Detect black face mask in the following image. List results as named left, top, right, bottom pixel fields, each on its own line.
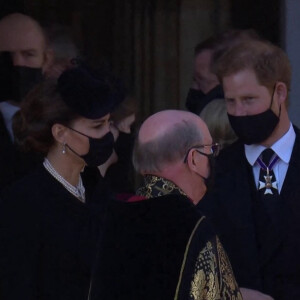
left=227, top=88, right=280, bottom=145
left=199, top=155, right=215, bottom=192
left=67, top=129, right=115, bottom=167
left=0, top=52, right=43, bottom=103
left=185, top=84, right=224, bottom=115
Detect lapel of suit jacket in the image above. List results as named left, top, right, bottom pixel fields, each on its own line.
left=281, top=126, right=300, bottom=199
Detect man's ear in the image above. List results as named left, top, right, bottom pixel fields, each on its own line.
left=186, top=148, right=199, bottom=173
left=275, top=82, right=288, bottom=105
left=42, top=48, right=55, bottom=73
left=52, top=123, right=67, bottom=144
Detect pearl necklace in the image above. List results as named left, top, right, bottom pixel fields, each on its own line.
left=43, top=158, right=86, bottom=203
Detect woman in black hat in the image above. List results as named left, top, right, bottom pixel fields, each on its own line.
left=0, top=67, right=121, bottom=300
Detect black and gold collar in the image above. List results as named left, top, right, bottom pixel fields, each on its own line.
left=136, top=175, right=186, bottom=199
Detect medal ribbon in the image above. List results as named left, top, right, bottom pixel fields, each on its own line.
left=256, top=153, right=279, bottom=172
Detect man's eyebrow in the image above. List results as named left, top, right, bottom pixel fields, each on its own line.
left=21, top=49, right=38, bottom=53
left=91, top=119, right=106, bottom=125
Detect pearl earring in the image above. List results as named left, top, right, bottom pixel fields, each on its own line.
left=62, top=143, right=66, bottom=154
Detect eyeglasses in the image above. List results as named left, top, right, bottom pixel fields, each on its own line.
left=183, top=143, right=220, bottom=163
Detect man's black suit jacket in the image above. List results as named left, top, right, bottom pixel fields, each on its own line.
left=0, top=112, right=42, bottom=191
left=198, top=126, right=300, bottom=300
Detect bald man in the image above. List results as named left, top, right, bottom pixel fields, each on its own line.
left=89, top=110, right=242, bottom=300
left=0, top=13, right=51, bottom=129
left=0, top=13, right=51, bottom=189
left=0, top=13, right=51, bottom=70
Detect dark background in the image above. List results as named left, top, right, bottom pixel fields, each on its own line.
left=0, top=0, right=281, bottom=118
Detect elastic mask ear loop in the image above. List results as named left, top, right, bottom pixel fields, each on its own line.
left=63, top=126, right=90, bottom=160
left=278, top=102, right=282, bottom=118
left=270, top=82, right=282, bottom=119
left=66, top=126, right=91, bottom=138
left=269, top=83, right=277, bottom=109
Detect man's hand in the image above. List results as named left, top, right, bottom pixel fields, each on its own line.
left=240, top=288, right=274, bottom=300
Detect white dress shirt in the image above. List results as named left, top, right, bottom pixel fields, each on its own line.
left=244, top=123, right=295, bottom=193
left=0, top=101, right=20, bottom=141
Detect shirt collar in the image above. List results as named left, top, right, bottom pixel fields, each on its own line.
left=0, top=101, right=20, bottom=122
left=245, top=123, right=295, bottom=166
left=0, top=101, right=20, bottom=140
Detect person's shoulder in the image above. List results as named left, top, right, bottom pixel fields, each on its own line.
left=216, top=140, right=244, bottom=170
left=293, top=124, right=300, bottom=138
left=162, top=194, right=207, bottom=225
left=218, top=140, right=243, bottom=158
left=288, top=125, right=300, bottom=165
left=293, top=124, right=300, bottom=131
left=185, top=213, right=216, bottom=257
left=1, top=165, right=47, bottom=202
left=118, top=193, right=206, bottom=225
left=0, top=166, right=47, bottom=221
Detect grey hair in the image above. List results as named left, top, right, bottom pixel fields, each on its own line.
left=133, top=119, right=203, bottom=174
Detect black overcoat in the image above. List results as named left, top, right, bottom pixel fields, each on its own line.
left=0, top=165, right=104, bottom=300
